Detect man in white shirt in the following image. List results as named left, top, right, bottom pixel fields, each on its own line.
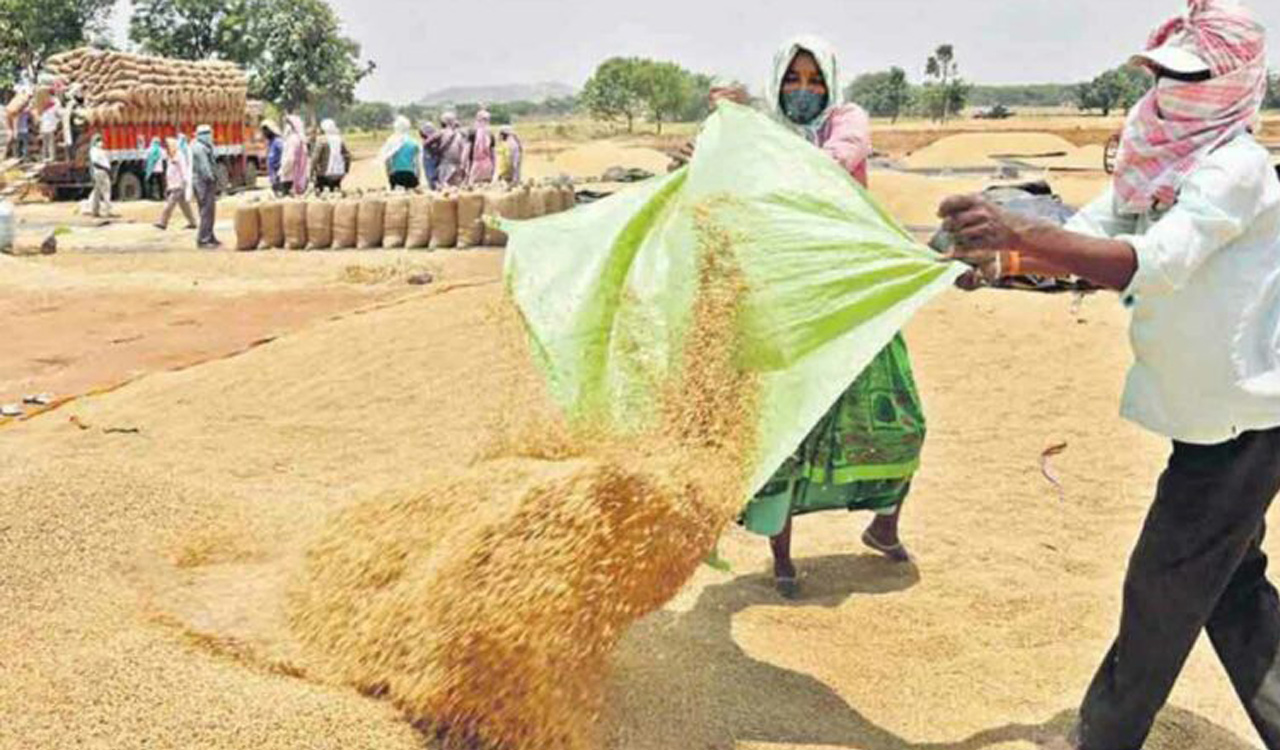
left=939, top=1, right=1280, bottom=747
left=39, top=99, right=59, bottom=162
left=88, top=134, right=114, bottom=219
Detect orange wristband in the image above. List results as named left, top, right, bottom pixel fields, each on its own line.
left=1004, top=251, right=1022, bottom=278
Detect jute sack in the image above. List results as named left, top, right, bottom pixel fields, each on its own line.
left=543, top=185, right=564, bottom=214
left=429, top=193, right=459, bottom=249
left=405, top=193, right=432, bottom=249
left=283, top=199, right=308, bottom=250
left=515, top=185, right=532, bottom=219
left=234, top=203, right=260, bottom=251
left=383, top=195, right=410, bottom=249
left=527, top=186, right=548, bottom=218
left=332, top=198, right=359, bottom=249
left=306, top=199, right=335, bottom=250
left=561, top=185, right=576, bottom=211
left=357, top=195, right=386, bottom=250
left=456, top=191, right=485, bottom=249
left=258, top=201, right=285, bottom=248
left=482, top=191, right=510, bottom=247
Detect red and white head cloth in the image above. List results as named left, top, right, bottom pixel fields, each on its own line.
left=1113, top=0, right=1268, bottom=215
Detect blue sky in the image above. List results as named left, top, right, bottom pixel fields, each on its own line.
left=111, top=0, right=1280, bottom=105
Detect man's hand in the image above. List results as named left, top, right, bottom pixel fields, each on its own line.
left=937, top=193, right=1138, bottom=292
left=938, top=195, right=1036, bottom=254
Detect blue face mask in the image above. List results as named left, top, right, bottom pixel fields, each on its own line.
left=781, top=89, right=827, bottom=125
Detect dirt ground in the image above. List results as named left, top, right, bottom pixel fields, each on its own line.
left=0, top=124, right=1271, bottom=749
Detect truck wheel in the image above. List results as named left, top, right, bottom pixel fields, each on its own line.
left=243, top=161, right=258, bottom=189
left=115, top=171, right=144, bottom=202
left=215, top=163, right=231, bottom=193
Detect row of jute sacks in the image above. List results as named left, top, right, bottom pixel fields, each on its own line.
left=233, top=184, right=577, bottom=251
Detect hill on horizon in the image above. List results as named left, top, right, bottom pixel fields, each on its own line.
left=419, top=82, right=576, bottom=106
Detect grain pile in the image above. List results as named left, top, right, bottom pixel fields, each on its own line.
left=902, top=132, right=1078, bottom=170
left=43, top=47, right=248, bottom=126
left=287, top=212, right=756, bottom=750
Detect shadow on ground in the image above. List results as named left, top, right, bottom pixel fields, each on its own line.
left=606, top=553, right=1258, bottom=750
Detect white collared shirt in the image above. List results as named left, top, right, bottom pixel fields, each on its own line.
left=1066, top=133, right=1280, bottom=445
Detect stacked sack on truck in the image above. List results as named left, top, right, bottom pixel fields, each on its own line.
left=234, top=182, right=577, bottom=252
left=43, top=47, right=248, bottom=127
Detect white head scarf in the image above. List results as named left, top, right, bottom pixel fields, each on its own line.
left=380, top=115, right=412, bottom=163
left=767, top=34, right=843, bottom=143
left=321, top=118, right=345, bottom=177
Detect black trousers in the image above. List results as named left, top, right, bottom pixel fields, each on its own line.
left=1078, top=427, right=1280, bottom=749
left=389, top=171, right=420, bottom=190
left=315, top=175, right=343, bottom=192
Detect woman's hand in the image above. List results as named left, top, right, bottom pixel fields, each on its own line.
left=709, top=86, right=750, bottom=106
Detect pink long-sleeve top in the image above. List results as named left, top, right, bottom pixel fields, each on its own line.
left=813, top=103, right=872, bottom=188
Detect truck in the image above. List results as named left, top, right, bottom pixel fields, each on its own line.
left=22, top=49, right=267, bottom=202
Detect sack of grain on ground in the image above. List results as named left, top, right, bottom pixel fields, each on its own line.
left=560, top=185, right=576, bottom=211
left=357, top=195, right=386, bottom=250
left=332, top=198, right=359, bottom=249
left=283, top=200, right=309, bottom=250
left=405, top=193, right=432, bottom=249
left=233, top=203, right=260, bottom=251
left=527, top=186, right=548, bottom=218
left=516, top=185, right=533, bottom=220
left=258, top=201, right=284, bottom=249
left=429, top=193, right=459, bottom=250
left=306, top=199, right=335, bottom=250
left=481, top=192, right=507, bottom=247
left=383, top=195, right=410, bottom=249
left=457, top=191, right=485, bottom=249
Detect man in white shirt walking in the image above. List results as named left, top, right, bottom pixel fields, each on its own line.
left=88, top=134, right=115, bottom=219
left=940, top=1, right=1280, bottom=747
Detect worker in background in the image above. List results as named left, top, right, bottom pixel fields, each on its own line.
left=278, top=115, right=309, bottom=196
left=87, top=134, right=115, bottom=219
left=153, top=137, right=196, bottom=231
left=419, top=122, right=441, bottom=189
left=380, top=115, right=422, bottom=189
left=191, top=124, right=220, bottom=248
left=940, top=2, right=1280, bottom=747
left=466, top=109, right=497, bottom=185
left=312, top=119, right=351, bottom=192
left=433, top=112, right=468, bottom=187
left=13, top=105, right=31, bottom=160
left=143, top=137, right=165, bottom=199
left=39, top=97, right=59, bottom=162
left=261, top=120, right=284, bottom=196
left=496, top=126, right=523, bottom=185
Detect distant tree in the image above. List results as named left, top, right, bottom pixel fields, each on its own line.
left=680, top=72, right=714, bottom=122
left=635, top=60, right=692, bottom=134
left=397, top=102, right=429, bottom=127
left=222, top=0, right=374, bottom=119
left=128, top=0, right=232, bottom=60
left=0, top=0, right=115, bottom=83
left=1076, top=65, right=1149, bottom=116
left=339, top=100, right=394, bottom=131
left=923, top=45, right=969, bottom=123
left=846, top=67, right=911, bottom=122
left=582, top=57, right=646, bottom=133
left=1265, top=71, right=1280, bottom=110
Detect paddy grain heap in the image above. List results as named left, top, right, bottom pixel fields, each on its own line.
left=287, top=211, right=758, bottom=750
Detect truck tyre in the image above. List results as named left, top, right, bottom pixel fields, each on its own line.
left=215, top=162, right=231, bottom=194
left=115, top=171, right=144, bottom=202
left=243, top=160, right=258, bottom=189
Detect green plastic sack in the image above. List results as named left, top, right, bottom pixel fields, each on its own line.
left=503, top=102, right=962, bottom=498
